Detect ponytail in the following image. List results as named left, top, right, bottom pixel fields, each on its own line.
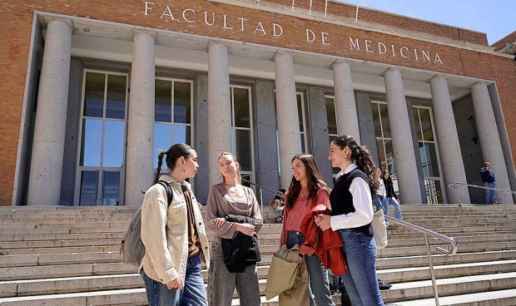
left=332, top=135, right=378, bottom=194
left=154, top=151, right=167, bottom=184
left=154, top=144, right=195, bottom=184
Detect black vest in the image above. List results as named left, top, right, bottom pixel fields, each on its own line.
left=330, top=168, right=372, bottom=233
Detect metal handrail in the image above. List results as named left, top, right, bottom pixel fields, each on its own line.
left=386, top=215, right=458, bottom=306
left=448, top=182, right=516, bottom=195
left=386, top=216, right=458, bottom=255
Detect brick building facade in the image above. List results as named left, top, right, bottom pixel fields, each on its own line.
left=0, top=0, right=515, bottom=207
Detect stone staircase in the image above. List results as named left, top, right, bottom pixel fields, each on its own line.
left=1, top=205, right=516, bottom=305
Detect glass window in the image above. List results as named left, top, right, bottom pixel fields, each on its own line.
left=79, top=170, right=99, bottom=206
left=236, top=129, right=252, bottom=172
left=155, top=79, right=172, bottom=122
left=231, top=85, right=254, bottom=186
left=106, top=75, right=126, bottom=119
left=84, top=72, right=105, bottom=117
left=379, top=103, right=391, bottom=138
left=326, top=96, right=338, bottom=140
left=371, top=101, right=399, bottom=197
left=78, top=71, right=127, bottom=206
left=153, top=79, right=193, bottom=171
left=413, top=109, right=423, bottom=141
left=174, top=81, right=191, bottom=124
left=297, top=92, right=308, bottom=152
left=413, top=106, right=443, bottom=204
left=372, top=103, right=382, bottom=138
left=233, top=87, right=250, bottom=128
left=102, top=171, right=121, bottom=206
left=420, top=108, right=434, bottom=141
left=297, top=94, right=305, bottom=132
left=80, top=118, right=102, bottom=167
left=419, top=141, right=440, bottom=177
left=102, top=121, right=125, bottom=167
left=153, top=123, right=191, bottom=170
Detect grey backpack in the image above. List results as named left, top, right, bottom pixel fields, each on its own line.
left=120, top=181, right=173, bottom=266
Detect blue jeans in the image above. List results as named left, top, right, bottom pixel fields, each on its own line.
left=305, top=255, right=335, bottom=306
left=141, top=255, right=207, bottom=306
left=485, top=182, right=496, bottom=204
left=339, top=229, right=384, bottom=306
left=382, top=197, right=402, bottom=220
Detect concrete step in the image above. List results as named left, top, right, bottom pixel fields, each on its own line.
left=379, top=240, right=516, bottom=258
left=2, top=231, right=514, bottom=255
left=394, top=288, right=516, bottom=305
left=379, top=259, right=516, bottom=283
left=0, top=232, right=125, bottom=243
left=4, top=236, right=515, bottom=257
left=3, top=258, right=516, bottom=298
left=383, top=271, right=516, bottom=303
left=0, top=288, right=147, bottom=306
left=0, top=245, right=120, bottom=256
left=2, top=271, right=516, bottom=305
left=0, top=262, right=137, bottom=281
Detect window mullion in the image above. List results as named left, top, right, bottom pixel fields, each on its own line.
left=170, top=80, right=175, bottom=124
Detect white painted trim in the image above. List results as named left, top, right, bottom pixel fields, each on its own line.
left=12, top=13, right=39, bottom=206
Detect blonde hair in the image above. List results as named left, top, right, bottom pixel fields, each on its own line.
left=217, top=152, right=241, bottom=184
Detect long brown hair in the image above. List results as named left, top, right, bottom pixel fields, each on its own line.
left=286, top=154, right=329, bottom=209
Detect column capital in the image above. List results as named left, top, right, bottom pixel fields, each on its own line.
left=472, top=81, right=489, bottom=89
left=274, top=50, right=293, bottom=61
left=430, top=74, right=447, bottom=82
left=132, top=29, right=156, bottom=41
left=384, top=66, right=401, bottom=76
left=47, top=18, right=73, bottom=28
left=208, top=41, right=227, bottom=50
left=332, top=59, right=351, bottom=70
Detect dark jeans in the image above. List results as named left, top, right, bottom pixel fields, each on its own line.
left=339, top=229, right=384, bottom=306
left=141, top=255, right=207, bottom=306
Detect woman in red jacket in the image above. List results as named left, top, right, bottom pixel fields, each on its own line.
left=281, top=154, right=343, bottom=306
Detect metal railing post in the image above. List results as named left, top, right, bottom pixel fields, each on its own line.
left=425, top=233, right=440, bottom=306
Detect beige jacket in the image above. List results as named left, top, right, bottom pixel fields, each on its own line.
left=140, top=175, right=210, bottom=284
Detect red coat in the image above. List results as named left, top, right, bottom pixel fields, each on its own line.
left=299, top=202, right=348, bottom=276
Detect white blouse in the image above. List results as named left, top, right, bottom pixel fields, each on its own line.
left=330, top=163, right=374, bottom=230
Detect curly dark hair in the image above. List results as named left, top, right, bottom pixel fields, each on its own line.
left=331, top=135, right=378, bottom=194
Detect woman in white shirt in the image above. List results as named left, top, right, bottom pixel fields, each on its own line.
left=315, top=135, right=384, bottom=306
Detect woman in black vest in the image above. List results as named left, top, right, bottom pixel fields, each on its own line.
left=315, top=135, right=384, bottom=306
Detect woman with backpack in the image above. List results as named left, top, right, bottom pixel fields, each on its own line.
left=206, top=152, right=263, bottom=306
left=140, top=144, right=210, bottom=306
left=315, top=135, right=385, bottom=306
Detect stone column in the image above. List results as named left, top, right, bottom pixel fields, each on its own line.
left=208, top=42, right=232, bottom=187
left=28, top=20, right=72, bottom=205
left=384, top=68, right=423, bottom=204
left=275, top=52, right=302, bottom=189
left=471, top=82, right=513, bottom=204
left=125, top=31, right=155, bottom=207
left=333, top=61, right=361, bottom=142
left=431, top=76, right=471, bottom=204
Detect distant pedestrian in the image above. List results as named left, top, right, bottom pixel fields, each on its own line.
left=480, top=161, right=496, bottom=204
